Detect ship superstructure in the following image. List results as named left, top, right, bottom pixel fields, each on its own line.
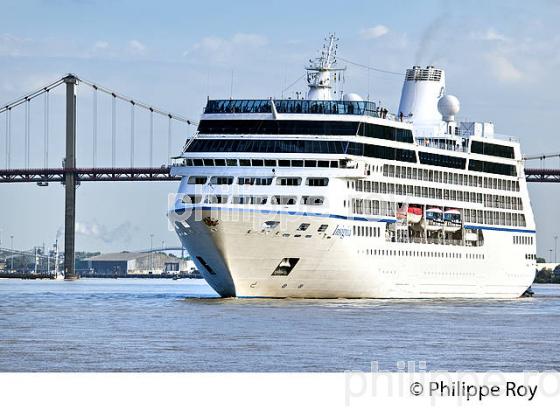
left=169, top=35, right=536, bottom=298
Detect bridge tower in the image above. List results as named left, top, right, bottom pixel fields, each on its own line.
left=63, top=74, right=78, bottom=280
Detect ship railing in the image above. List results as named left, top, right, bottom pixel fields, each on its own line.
left=395, top=237, right=463, bottom=246
left=493, top=133, right=520, bottom=143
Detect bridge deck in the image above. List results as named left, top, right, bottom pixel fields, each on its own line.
left=0, top=167, right=179, bottom=183
left=0, top=167, right=558, bottom=183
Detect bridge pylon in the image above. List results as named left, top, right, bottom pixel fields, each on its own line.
left=63, top=74, right=78, bottom=280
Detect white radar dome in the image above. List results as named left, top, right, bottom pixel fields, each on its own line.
left=343, top=92, right=364, bottom=102
left=437, top=94, right=460, bottom=121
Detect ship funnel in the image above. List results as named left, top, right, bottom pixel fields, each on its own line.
left=398, top=66, right=446, bottom=124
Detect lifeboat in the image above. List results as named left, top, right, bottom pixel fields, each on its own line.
left=406, top=206, right=423, bottom=224
left=426, top=207, right=444, bottom=231
left=444, top=209, right=462, bottom=232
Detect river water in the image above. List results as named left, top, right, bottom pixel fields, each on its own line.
left=0, top=279, right=558, bottom=372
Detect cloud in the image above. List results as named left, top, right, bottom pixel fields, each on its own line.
left=128, top=39, right=146, bottom=55
left=93, top=40, right=109, bottom=51
left=184, top=33, right=268, bottom=63
left=0, top=33, right=31, bottom=57
left=76, top=221, right=139, bottom=244
left=472, top=28, right=510, bottom=42
left=486, top=53, right=523, bottom=82
left=360, top=25, right=389, bottom=39
left=230, top=33, right=268, bottom=47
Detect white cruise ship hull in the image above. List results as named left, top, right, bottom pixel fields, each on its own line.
left=173, top=207, right=536, bottom=299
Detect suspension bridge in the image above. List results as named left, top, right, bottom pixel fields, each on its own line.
left=0, top=74, right=193, bottom=279
left=0, top=74, right=558, bottom=279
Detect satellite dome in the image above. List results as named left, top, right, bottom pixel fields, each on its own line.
left=343, top=92, right=364, bottom=102
left=437, top=94, right=460, bottom=121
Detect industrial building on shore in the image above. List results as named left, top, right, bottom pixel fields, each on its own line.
left=84, top=251, right=197, bottom=277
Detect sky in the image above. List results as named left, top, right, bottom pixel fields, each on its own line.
left=0, top=0, right=559, bottom=259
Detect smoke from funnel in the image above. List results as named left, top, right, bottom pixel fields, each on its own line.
left=414, top=12, right=450, bottom=65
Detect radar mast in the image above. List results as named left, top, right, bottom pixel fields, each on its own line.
left=306, top=34, right=346, bottom=100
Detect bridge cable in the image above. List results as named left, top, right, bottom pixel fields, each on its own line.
left=24, top=99, right=30, bottom=169
left=149, top=108, right=154, bottom=167
left=130, top=102, right=135, bottom=167
left=111, top=93, right=116, bottom=168
left=44, top=91, right=49, bottom=168
left=76, top=76, right=196, bottom=125
left=0, top=78, right=65, bottom=114
left=92, top=87, right=98, bottom=167
left=167, top=115, right=172, bottom=166
left=5, top=109, right=10, bottom=169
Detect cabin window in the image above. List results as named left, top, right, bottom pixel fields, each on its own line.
left=210, top=176, right=234, bottom=185
left=307, top=177, right=329, bottom=187
left=187, top=176, right=207, bottom=184
left=301, top=196, right=325, bottom=206
left=277, top=177, right=302, bottom=186
left=182, top=195, right=202, bottom=204
left=232, top=196, right=268, bottom=205
left=205, top=195, right=228, bottom=204
left=271, top=196, right=297, bottom=205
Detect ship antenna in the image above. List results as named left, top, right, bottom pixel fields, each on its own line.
left=305, top=33, right=346, bottom=101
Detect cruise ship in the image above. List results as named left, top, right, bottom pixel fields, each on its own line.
left=169, top=35, right=537, bottom=298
